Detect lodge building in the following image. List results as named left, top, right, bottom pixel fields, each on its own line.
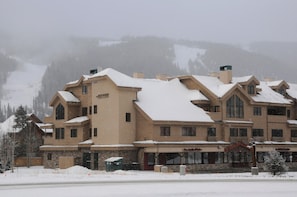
left=40, top=66, right=297, bottom=172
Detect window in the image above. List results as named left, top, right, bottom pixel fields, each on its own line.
left=125, top=113, right=131, bottom=122
left=55, top=128, right=65, bottom=139
left=82, top=85, right=88, bottom=94
left=291, top=130, right=297, bottom=137
left=226, top=95, right=244, bottom=118
left=47, top=153, right=52, bottom=160
left=267, top=106, right=286, bottom=116
left=253, top=107, right=262, bottom=116
left=55, top=103, right=64, bottom=120
left=165, top=153, right=181, bottom=165
left=185, top=152, right=202, bottom=164
left=70, top=129, right=77, bottom=138
left=230, top=128, right=247, bottom=137
left=89, top=106, right=92, bottom=115
left=248, top=85, right=255, bottom=95
left=272, top=129, right=283, bottom=137
left=207, top=128, right=216, bottom=136
left=94, top=128, right=97, bottom=137
left=160, top=127, right=170, bottom=136
left=94, top=105, right=97, bottom=114
left=182, top=127, right=196, bottom=136
left=213, top=106, right=220, bottom=112
left=89, top=128, right=92, bottom=138
left=252, top=129, right=264, bottom=137
left=82, top=107, right=88, bottom=116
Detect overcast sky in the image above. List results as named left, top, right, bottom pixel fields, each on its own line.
left=0, top=0, right=296, bottom=44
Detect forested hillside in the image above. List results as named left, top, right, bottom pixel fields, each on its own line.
left=1, top=36, right=297, bottom=120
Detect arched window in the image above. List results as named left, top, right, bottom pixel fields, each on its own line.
left=226, top=95, right=244, bottom=118
left=56, top=103, right=64, bottom=120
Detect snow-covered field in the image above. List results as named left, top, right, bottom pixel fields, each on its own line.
left=1, top=166, right=297, bottom=197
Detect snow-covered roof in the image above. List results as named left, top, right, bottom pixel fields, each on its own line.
left=192, top=75, right=237, bottom=98
left=287, top=120, right=297, bottom=125
left=252, top=82, right=291, bottom=104
left=105, top=157, right=123, bottom=162
left=287, top=83, right=297, bottom=99
left=58, top=91, right=80, bottom=103
left=264, top=80, right=284, bottom=87
left=135, top=78, right=213, bottom=123
left=232, top=75, right=253, bottom=83
left=90, top=68, right=141, bottom=89
left=35, top=123, right=53, bottom=133
left=79, top=139, right=93, bottom=145
left=134, top=140, right=229, bottom=145
left=65, top=116, right=89, bottom=124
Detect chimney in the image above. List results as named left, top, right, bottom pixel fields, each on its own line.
left=219, top=65, right=232, bottom=84
left=90, top=69, right=98, bottom=75
left=156, top=74, right=168, bottom=81
left=133, top=72, right=144, bottom=79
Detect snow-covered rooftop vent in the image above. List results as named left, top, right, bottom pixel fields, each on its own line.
left=219, top=65, right=232, bottom=84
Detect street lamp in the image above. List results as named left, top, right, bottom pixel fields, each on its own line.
left=250, top=139, right=258, bottom=175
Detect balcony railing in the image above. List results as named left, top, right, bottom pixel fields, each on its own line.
left=271, top=137, right=284, bottom=142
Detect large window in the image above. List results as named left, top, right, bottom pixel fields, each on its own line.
left=165, top=153, right=181, bottom=165
left=272, top=129, right=283, bottom=137
left=252, top=129, right=264, bottom=137
left=230, top=128, right=247, bottom=137
left=160, top=126, right=170, bottom=136
left=185, top=152, right=202, bottom=164
left=182, top=127, right=196, bottom=136
left=267, top=106, right=286, bottom=116
left=55, top=103, right=64, bottom=120
left=55, top=128, right=65, bottom=139
left=226, top=95, right=244, bottom=118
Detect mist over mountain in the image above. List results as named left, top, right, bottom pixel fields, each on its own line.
left=1, top=35, right=297, bottom=119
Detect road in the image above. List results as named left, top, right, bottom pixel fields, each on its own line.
left=1, top=179, right=297, bottom=197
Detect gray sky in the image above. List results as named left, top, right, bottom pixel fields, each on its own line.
left=0, top=0, right=296, bottom=44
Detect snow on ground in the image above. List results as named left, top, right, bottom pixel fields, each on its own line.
left=1, top=166, right=297, bottom=197
left=1, top=59, right=47, bottom=108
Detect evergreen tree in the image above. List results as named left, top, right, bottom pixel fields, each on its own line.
left=13, top=106, right=27, bottom=130
left=264, top=151, right=288, bottom=176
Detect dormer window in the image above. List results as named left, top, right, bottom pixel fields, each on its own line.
left=55, top=103, right=65, bottom=120
left=248, top=84, right=255, bottom=95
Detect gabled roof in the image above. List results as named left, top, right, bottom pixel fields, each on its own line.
left=135, top=78, right=213, bottom=123
left=287, top=83, right=297, bottom=99
left=252, top=82, right=291, bottom=104
left=64, top=75, right=91, bottom=89
left=49, top=91, right=80, bottom=106
left=89, top=68, right=141, bottom=89
left=232, top=75, right=260, bottom=85
left=192, top=75, right=237, bottom=98
left=265, top=80, right=289, bottom=89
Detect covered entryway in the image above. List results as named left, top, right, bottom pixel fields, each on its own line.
left=225, top=142, right=251, bottom=168
left=82, top=152, right=91, bottom=169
